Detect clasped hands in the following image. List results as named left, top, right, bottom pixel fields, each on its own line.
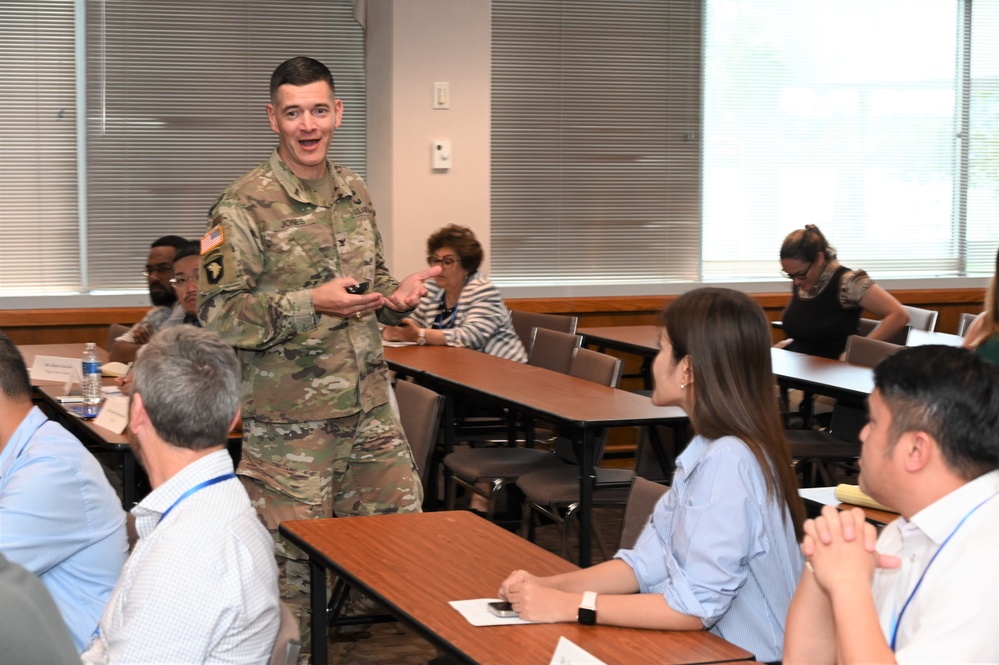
left=311, top=266, right=442, bottom=318
left=497, top=570, right=578, bottom=623
left=802, top=506, right=901, bottom=594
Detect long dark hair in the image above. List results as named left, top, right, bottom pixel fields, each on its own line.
left=661, top=288, right=805, bottom=539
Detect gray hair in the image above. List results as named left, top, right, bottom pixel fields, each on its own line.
left=131, top=327, right=241, bottom=450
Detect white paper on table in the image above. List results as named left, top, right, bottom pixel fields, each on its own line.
left=94, top=395, right=130, bottom=434
left=448, top=599, right=536, bottom=626
left=549, top=636, right=608, bottom=665
left=381, top=340, right=417, bottom=348
left=31, top=355, right=83, bottom=383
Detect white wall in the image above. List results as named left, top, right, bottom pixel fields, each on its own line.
left=365, top=0, right=492, bottom=281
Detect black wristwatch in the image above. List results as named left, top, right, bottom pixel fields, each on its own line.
left=578, top=591, right=597, bottom=625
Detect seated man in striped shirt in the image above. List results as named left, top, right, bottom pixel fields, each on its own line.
left=82, top=327, right=282, bottom=664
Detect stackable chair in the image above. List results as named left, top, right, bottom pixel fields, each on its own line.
left=443, top=346, right=619, bottom=521
left=509, top=311, right=578, bottom=355
left=618, top=477, right=670, bottom=550
left=394, top=378, right=445, bottom=494
left=902, top=305, right=938, bottom=334
left=787, top=334, right=903, bottom=487
left=517, top=413, right=675, bottom=562
left=957, top=312, right=979, bottom=337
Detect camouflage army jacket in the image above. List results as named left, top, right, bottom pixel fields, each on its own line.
left=198, top=150, right=405, bottom=422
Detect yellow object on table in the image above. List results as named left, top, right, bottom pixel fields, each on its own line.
left=834, top=484, right=896, bottom=513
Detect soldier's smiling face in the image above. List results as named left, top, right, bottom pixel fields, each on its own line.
left=267, top=80, right=343, bottom=180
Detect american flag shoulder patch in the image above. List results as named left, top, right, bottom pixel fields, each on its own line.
left=200, top=226, right=224, bottom=255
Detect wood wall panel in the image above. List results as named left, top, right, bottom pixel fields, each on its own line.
left=0, top=287, right=984, bottom=349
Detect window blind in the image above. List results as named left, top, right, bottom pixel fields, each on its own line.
left=0, top=0, right=365, bottom=297
left=491, top=0, right=704, bottom=286
left=0, top=1, right=80, bottom=294
left=84, top=0, right=366, bottom=292
left=492, top=0, right=997, bottom=288
left=701, top=0, right=998, bottom=281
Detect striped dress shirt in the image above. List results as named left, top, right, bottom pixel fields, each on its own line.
left=409, top=272, right=527, bottom=362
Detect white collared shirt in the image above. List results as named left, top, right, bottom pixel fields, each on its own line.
left=82, top=450, right=280, bottom=664
left=872, top=469, right=999, bottom=663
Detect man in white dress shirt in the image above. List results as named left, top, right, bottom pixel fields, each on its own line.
left=784, top=345, right=999, bottom=664
left=82, top=326, right=282, bottom=664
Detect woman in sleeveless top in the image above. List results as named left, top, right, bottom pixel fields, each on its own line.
left=778, top=225, right=908, bottom=360
left=962, top=246, right=999, bottom=365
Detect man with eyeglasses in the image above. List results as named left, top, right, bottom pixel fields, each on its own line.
left=159, top=241, right=204, bottom=330
left=110, top=235, right=188, bottom=363
left=198, top=56, right=439, bottom=649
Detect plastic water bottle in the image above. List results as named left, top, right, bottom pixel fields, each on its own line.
left=81, top=342, right=103, bottom=405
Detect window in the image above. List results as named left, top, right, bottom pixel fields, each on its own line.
left=491, top=0, right=998, bottom=288
left=0, top=0, right=365, bottom=297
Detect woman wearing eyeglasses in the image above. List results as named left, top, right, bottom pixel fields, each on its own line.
left=382, top=224, right=527, bottom=362
left=778, top=224, right=908, bottom=360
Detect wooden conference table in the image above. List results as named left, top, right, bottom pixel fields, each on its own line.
left=580, top=325, right=662, bottom=389
left=581, top=325, right=877, bottom=401
left=18, top=343, right=145, bottom=508
left=383, top=345, right=688, bottom=567
left=280, top=511, right=754, bottom=665
left=19, top=342, right=240, bottom=508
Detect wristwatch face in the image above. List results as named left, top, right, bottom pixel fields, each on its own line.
left=416, top=335, right=427, bottom=345
left=578, top=606, right=596, bottom=625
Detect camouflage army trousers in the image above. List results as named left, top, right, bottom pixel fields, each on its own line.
left=240, top=402, right=423, bottom=659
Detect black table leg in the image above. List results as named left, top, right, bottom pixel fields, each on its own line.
left=310, top=558, right=328, bottom=665
left=579, top=429, right=595, bottom=568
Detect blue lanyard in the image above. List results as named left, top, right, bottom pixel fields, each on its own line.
left=157, top=473, right=236, bottom=525
left=435, top=296, right=459, bottom=329
left=889, top=489, right=998, bottom=650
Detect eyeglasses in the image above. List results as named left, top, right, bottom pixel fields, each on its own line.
left=142, top=264, right=174, bottom=278
left=427, top=255, right=458, bottom=269
left=169, top=275, right=199, bottom=289
left=780, top=260, right=813, bottom=281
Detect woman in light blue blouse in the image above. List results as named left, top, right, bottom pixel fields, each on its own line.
left=500, top=288, right=805, bottom=663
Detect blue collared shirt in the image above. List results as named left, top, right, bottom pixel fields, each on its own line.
left=0, top=406, right=128, bottom=652
left=616, top=434, right=803, bottom=662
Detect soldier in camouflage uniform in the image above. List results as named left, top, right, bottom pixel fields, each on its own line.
left=197, top=56, right=439, bottom=657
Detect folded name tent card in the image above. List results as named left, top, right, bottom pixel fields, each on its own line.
left=31, top=355, right=83, bottom=383
left=94, top=395, right=130, bottom=434
left=549, top=636, right=608, bottom=665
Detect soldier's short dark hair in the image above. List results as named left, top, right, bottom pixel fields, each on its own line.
left=172, top=240, right=201, bottom=264
left=875, top=345, right=999, bottom=480
left=270, top=57, right=336, bottom=100
left=427, top=225, right=484, bottom=274
left=151, top=235, right=188, bottom=251
left=0, top=332, right=32, bottom=402
left=131, top=327, right=241, bottom=451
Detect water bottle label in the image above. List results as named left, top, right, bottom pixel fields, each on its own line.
left=83, top=361, right=101, bottom=374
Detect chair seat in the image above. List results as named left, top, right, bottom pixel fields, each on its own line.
left=516, top=465, right=636, bottom=505
left=443, top=448, right=564, bottom=481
